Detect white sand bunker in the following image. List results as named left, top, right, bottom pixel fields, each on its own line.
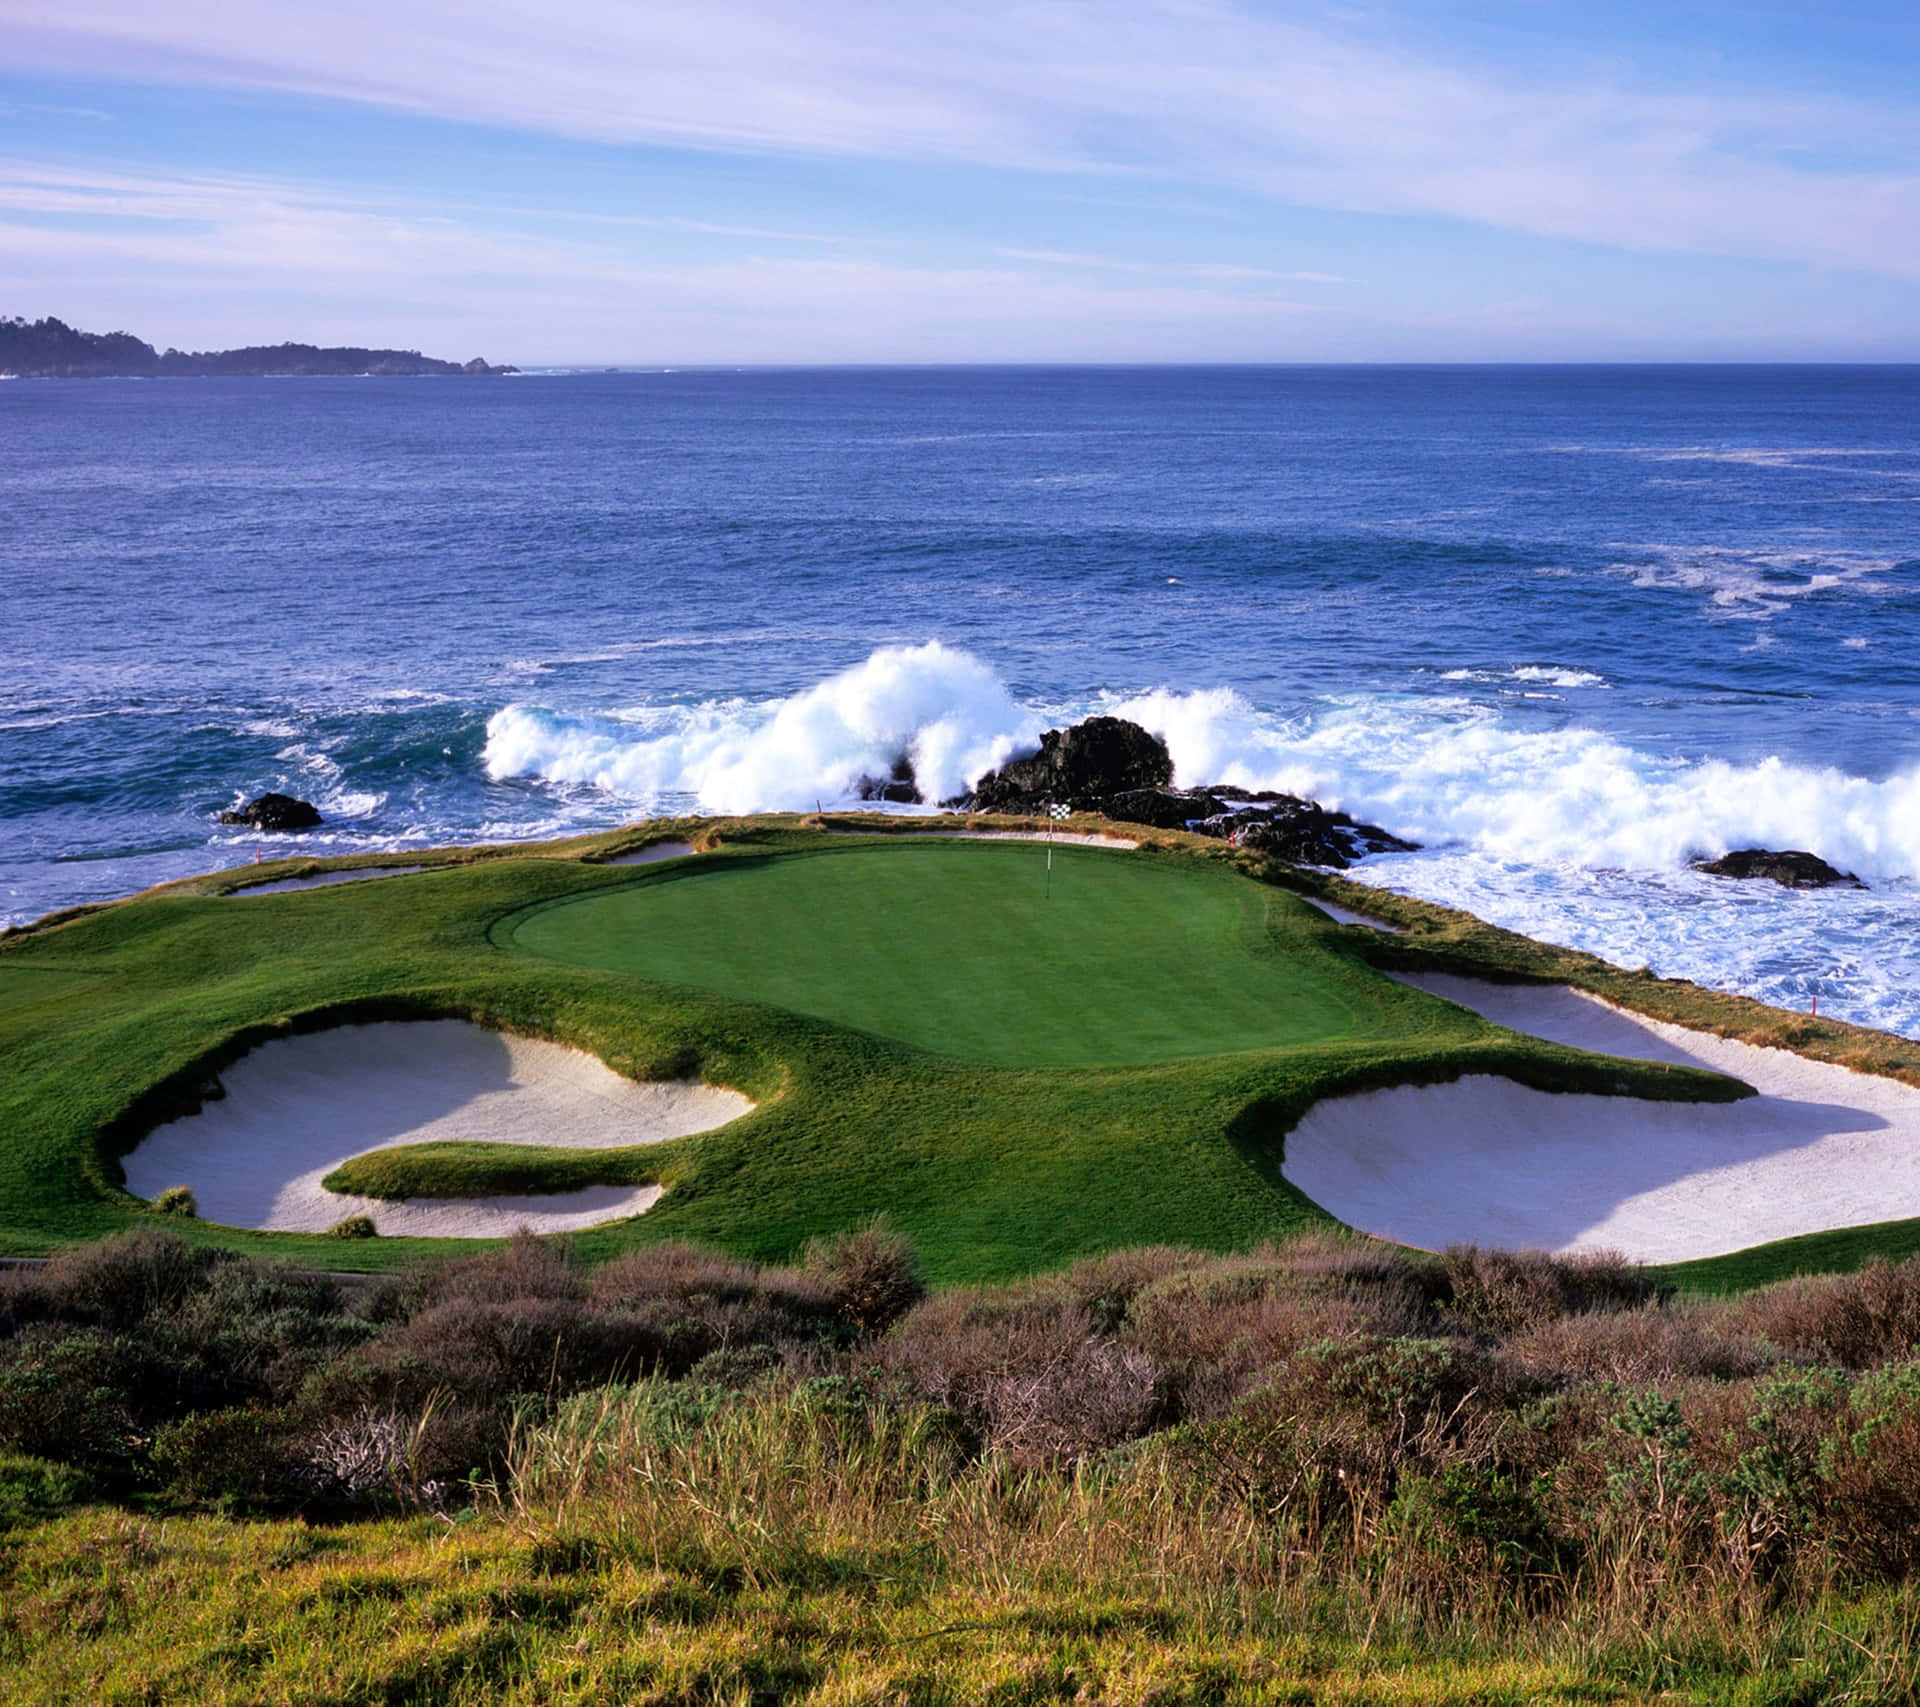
left=124, top=1021, right=753, bottom=1237
left=231, top=865, right=428, bottom=895
left=1300, top=896, right=1401, bottom=932
left=1285, top=973, right=1920, bottom=1263
left=603, top=840, right=697, bottom=866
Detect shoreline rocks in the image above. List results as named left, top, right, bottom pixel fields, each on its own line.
left=219, top=792, right=323, bottom=832
left=1693, top=848, right=1866, bottom=890
left=946, top=717, right=1417, bottom=869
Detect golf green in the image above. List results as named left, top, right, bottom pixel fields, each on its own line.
left=505, top=839, right=1377, bottom=1067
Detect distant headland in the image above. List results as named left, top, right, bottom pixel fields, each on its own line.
left=0, top=314, right=517, bottom=379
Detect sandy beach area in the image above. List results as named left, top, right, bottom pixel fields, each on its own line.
left=123, top=1020, right=751, bottom=1236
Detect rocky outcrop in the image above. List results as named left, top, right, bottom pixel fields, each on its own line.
left=947, top=716, right=1415, bottom=868
left=1693, top=848, right=1865, bottom=890
left=1098, top=787, right=1225, bottom=830
left=1206, top=798, right=1417, bottom=869
left=948, top=717, right=1174, bottom=813
left=219, top=792, right=323, bottom=831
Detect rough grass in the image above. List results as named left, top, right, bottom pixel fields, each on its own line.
left=17, top=1228, right=1920, bottom=1702
left=0, top=818, right=1739, bottom=1280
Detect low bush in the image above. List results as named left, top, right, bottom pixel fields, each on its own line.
left=1442, top=1244, right=1664, bottom=1337
left=1735, top=1256, right=1920, bottom=1369
left=802, top=1220, right=926, bottom=1337
left=151, top=1184, right=198, bottom=1217
left=870, top=1292, right=1157, bottom=1464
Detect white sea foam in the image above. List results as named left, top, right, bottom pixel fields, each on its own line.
left=482, top=644, right=1920, bottom=886
left=1438, top=665, right=1607, bottom=689
left=1607, top=544, right=1902, bottom=618
left=476, top=642, right=1920, bottom=1032
left=485, top=641, right=1041, bottom=812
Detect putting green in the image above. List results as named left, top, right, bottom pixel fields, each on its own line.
left=505, top=840, right=1379, bottom=1067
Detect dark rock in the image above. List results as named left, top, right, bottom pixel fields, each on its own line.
left=219, top=792, right=323, bottom=831
left=1692, top=848, right=1865, bottom=889
left=1194, top=794, right=1417, bottom=869
left=949, top=716, right=1173, bottom=813
left=1098, top=787, right=1224, bottom=830
left=941, top=713, right=1417, bottom=868
left=856, top=755, right=921, bottom=805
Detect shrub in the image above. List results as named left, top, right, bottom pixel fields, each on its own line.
left=0, top=1328, right=153, bottom=1479
left=1502, top=1304, right=1783, bottom=1387
left=803, top=1221, right=926, bottom=1338
left=151, top=1185, right=198, bottom=1217
left=1172, top=1335, right=1497, bottom=1542
left=1048, top=1245, right=1206, bottom=1333
left=1736, top=1258, right=1920, bottom=1370
left=417, top=1230, right=584, bottom=1308
left=328, top=1215, right=377, bottom=1240
left=1383, top=1463, right=1558, bottom=1608
left=1443, top=1245, right=1663, bottom=1337
left=1821, top=1361, right=1920, bottom=1577
left=872, top=1292, right=1158, bottom=1465
left=36, top=1230, right=228, bottom=1330
left=153, top=1406, right=306, bottom=1511
left=1124, top=1254, right=1431, bottom=1420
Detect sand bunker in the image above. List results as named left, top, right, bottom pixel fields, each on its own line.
left=231, top=865, right=428, bottom=895
left=1300, top=896, right=1401, bottom=932
left=124, top=1021, right=752, bottom=1237
left=1285, top=973, right=1920, bottom=1262
left=603, top=840, right=697, bottom=866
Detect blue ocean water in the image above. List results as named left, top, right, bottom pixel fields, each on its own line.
left=4, top=367, right=1917, bottom=1031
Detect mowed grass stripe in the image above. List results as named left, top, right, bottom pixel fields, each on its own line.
left=505, top=840, right=1374, bottom=1067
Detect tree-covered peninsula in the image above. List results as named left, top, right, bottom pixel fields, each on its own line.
left=0, top=314, right=516, bottom=378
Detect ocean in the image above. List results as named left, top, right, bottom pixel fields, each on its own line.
left=4, top=366, right=1917, bottom=1033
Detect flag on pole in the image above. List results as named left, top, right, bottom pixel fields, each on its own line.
left=1044, top=801, right=1069, bottom=894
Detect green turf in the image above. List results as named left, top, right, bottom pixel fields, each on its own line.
left=1664, top=1215, right=1920, bottom=1295
left=506, top=840, right=1375, bottom=1067
left=0, top=967, right=100, bottom=1015
left=0, top=822, right=1751, bottom=1281
left=323, top=1141, right=666, bottom=1201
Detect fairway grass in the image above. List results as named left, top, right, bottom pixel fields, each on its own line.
left=0, top=821, right=1752, bottom=1279
left=505, top=839, right=1381, bottom=1067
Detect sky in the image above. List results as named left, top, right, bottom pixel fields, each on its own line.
left=2, top=1, right=1919, bottom=364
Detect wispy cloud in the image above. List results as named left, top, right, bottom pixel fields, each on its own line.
left=0, top=157, right=1377, bottom=359
left=995, top=248, right=1346, bottom=285
left=7, top=0, right=1920, bottom=278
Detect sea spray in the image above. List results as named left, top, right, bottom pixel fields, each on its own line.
left=487, top=646, right=1920, bottom=885
left=485, top=642, right=1041, bottom=812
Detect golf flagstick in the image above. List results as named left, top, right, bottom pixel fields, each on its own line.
left=1046, top=801, right=1070, bottom=899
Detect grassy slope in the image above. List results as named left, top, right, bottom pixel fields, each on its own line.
left=0, top=824, right=1730, bottom=1282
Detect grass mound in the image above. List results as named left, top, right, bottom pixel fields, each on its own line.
left=322, top=1141, right=664, bottom=1201
left=506, top=840, right=1378, bottom=1066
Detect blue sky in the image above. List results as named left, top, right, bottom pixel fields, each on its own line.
left=2, top=1, right=1917, bottom=362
